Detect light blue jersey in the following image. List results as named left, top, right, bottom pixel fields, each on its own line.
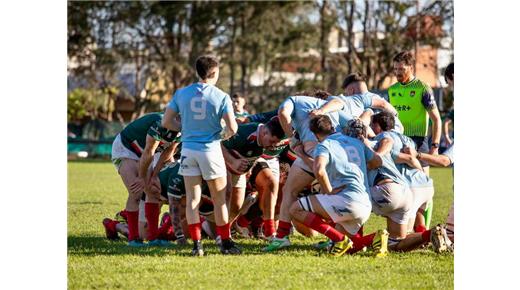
left=316, top=133, right=374, bottom=191
left=279, top=96, right=352, bottom=143
left=385, top=131, right=433, bottom=188
left=367, top=132, right=409, bottom=187
left=314, top=133, right=371, bottom=204
left=168, top=83, right=234, bottom=151
left=332, top=92, right=376, bottom=117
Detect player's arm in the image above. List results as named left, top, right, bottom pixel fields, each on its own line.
left=150, top=141, right=179, bottom=179
left=371, top=96, right=398, bottom=115
left=221, top=143, right=249, bottom=174
left=168, top=195, right=187, bottom=245
left=422, top=86, right=441, bottom=154
left=394, top=151, right=423, bottom=171
left=314, top=155, right=333, bottom=194
left=417, top=152, right=452, bottom=167
left=161, top=107, right=181, bottom=132
left=139, top=135, right=160, bottom=184
left=361, top=137, right=382, bottom=170
left=375, top=136, right=394, bottom=156
left=222, top=111, right=238, bottom=140
left=310, top=97, right=344, bottom=117
left=443, top=118, right=453, bottom=145
left=278, top=99, right=295, bottom=138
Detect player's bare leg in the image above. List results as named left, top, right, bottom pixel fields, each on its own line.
left=228, top=186, right=245, bottom=223
left=207, top=176, right=242, bottom=255
left=256, top=168, right=278, bottom=238
left=118, top=159, right=145, bottom=246
left=184, top=175, right=203, bottom=256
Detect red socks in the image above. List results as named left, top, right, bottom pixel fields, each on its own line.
left=157, top=214, right=173, bottom=240
left=237, top=216, right=250, bottom=228
left=276, top=221, right=292, bottom=238
left=422, top=230, right=432, bottom=243
left=145, top=203, right=160, bottom=241
left=414, top=224, right=427, bottom=233
left=263, top=219, right=276, bottom=237
left=349, top=232, right=376, bottom=254
left=216, top=223, right=231, bottom=240
left=188, top=223, right=202, bottom=241
left=126, top=210, right=139, bottom=241
left=303, top=213, right=344, bottom=242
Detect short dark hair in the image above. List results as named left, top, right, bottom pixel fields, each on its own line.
left=342, top=72, right=366, bottom=89
left=195, top=55, right=219, bottom=80
left=393, top=51, right=415, bottom=66
left=264, top=116, right=286, bottom=140
left=293, top=89, right=331, bottom=100
left=309, top=115, right=334, bottom=136
left=231, top=93, right=246, bottom=101
left=444, top=63, right=454, bottom=83
left=372, top=111, right=395, bottom=131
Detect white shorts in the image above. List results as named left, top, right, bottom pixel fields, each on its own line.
left=263, top=157, right=280, bottom=179
left=446, top=203, right=454, bottom=240
left=179, top=147, right=227, bottom=181
left=230, top=172, right=247, bottom=188
left=111, top=134, right=139, bottom=171
left=370, top=183, right=413, bottom=225
left=410, top=186, right=434, bottom=216
left=300, top=194, right=371, bottom=235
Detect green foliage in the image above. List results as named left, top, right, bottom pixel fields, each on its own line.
left=68, top=162, right=454, bottom=289
left=67, top=87, right=119, bottom=122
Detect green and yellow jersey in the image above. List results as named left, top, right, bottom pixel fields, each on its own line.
left=388, top=78, right=437, bottom=137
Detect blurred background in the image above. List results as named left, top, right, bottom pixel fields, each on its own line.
left=67, top=0, right=453, bottom=159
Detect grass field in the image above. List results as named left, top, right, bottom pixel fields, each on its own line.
left=68, top=161, right=454, bottom=289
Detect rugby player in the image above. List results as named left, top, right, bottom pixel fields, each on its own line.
left=111, top=112, right=179, bottom=247
left=288, top=115, right=383, bottom=256
left=162, top=55, right=240, bottom=256
left=264, top=93, right=352, bottom=252
left=232, top=93, right=249, bottom=118
left=310, top=72, right=403, bottom=134
left=221, top=117, right=285, bottom=223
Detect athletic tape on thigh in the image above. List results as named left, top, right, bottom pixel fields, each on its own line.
left=298, top=196, right=314, bottom=213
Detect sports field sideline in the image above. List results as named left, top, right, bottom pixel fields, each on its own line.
left=68, top=161, right=453, bottom=289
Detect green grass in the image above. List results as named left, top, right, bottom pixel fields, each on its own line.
left=68, top=161, right=454, bottom=289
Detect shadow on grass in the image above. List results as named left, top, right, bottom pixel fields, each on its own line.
left=68, top=235, right=317, bottom=257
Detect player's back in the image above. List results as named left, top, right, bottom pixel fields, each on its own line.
left=319, top=133, right=372, bottom=193
left=335, top=92, right=376, bottom=117
left=171, top=82, right=232, bottom=150
left=281, top=96, right=349, bottom=142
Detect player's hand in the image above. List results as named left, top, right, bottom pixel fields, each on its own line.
left=309, top=109, right=324, bottom=118
left=129, top=177, right=145, bottom=194
left=145, top=176, right=161, bottom=195
left=236, top=116, right=249, bottom=124
left=233, top=158, right=249, bottom=174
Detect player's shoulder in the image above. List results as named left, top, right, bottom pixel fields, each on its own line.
left=414, top=78, right=432, bottom=90
left=205, top=84, right=229, bottom=99
left=388, top=82, right=401, bottom=91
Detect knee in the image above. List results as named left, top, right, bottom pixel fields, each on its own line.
left=289, top=201, right=302, bottom=218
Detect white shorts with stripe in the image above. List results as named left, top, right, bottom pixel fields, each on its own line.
left=370, top=182, right=413, bottom=225
left=179, top=147, right=227, bottom=181
left=299, top=193, right=371, bottom=235
left=410, top=186, right=434, bottom=216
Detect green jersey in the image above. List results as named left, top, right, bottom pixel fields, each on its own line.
left=120, top=113, right=178, bottom=157
left=388, top=78, right=436, bottom=137
left=158, top=162, right=209, bottom=199
left=222, top=123, right=265, bottom=171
